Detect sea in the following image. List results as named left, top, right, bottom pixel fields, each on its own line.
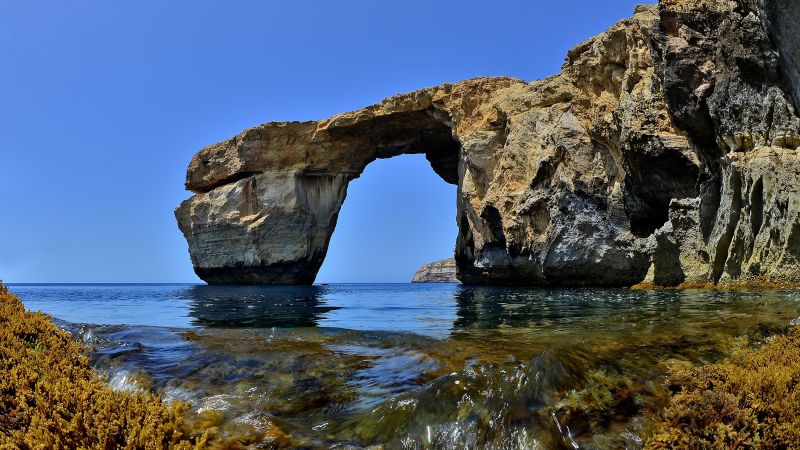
left=9, top=283, right=800, bottom=449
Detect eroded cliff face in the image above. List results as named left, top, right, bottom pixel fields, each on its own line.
left=412, top=259, right=459, bottom=283
left=176, top=0, right=800, bottom=286
left=757, top=0, right=800, bottom=108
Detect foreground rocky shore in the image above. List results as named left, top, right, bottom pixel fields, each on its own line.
left=649, top=326, right=800, bottom=447
left=177, top=0, right=799, bottom=288
left=0, top=284, right=204, bottom=448
left=4, top=282, right=800, bottom=448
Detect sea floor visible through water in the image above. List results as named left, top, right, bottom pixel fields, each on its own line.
left=9, top=283, right=800, bottom=449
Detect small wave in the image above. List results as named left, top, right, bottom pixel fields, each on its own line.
left=104, top=369, right=147, bottom=393
left=196, top=394, right=238, bottom=415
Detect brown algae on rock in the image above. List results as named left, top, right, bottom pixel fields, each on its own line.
left=647, top=326, right=800, bottom=449
left=6, top=282, right=800, bottom=448
left=0, top=283, right=205, bottom=449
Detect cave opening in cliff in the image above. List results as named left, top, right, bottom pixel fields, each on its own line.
left=315, top=153, right=458, bottom=283
left=623, top=148, right=701, bottom=238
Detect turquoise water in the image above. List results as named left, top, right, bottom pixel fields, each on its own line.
left=10, top=284, right=800, bottom=449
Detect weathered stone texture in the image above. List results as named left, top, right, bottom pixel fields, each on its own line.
left=757, top=0, right=800, bottom=109
left=177, top=0, right=800, bottom=287
left=411, top=259, right=459, bottom=283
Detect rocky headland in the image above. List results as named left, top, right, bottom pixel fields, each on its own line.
left=177, top=0, right=800, bottom=287
left=411, top=258, right=459, bottom=283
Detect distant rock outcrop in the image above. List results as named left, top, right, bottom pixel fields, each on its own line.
left=177, top=0, right=800, bottom=287
left=411, top=259, right=459, bottom=283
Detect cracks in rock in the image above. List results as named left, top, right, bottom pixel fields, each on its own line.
left=764, top=95, right=776, bottom=144
left=750, top=176, right=765, bottom=238
left=191, top=171, right=261, bottom=194
left=699, top=167, right=722, bottom=242
left=529, top=149, right=565, bottom=190
left=711, top=169, right=742, bottom=283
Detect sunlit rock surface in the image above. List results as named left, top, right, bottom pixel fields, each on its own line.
left=411, top=259, right=459, bottom=283
left=177, top=0, right=800, bottom=286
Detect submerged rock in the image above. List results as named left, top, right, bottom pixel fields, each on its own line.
left=176, top=0, right=800, bottom=287
left=411, top=259, right=459, bottom=283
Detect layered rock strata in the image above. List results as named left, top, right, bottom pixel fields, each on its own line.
left=411, top=259, right=459, bottom=283
left=177, top=0, right=800, bottom=287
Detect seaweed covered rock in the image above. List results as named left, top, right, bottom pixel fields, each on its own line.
left=177, top=0, right=800, bottom=287
left=647, top=327, right=800, bottom=448
left=0, top=284, right=204, bottom=449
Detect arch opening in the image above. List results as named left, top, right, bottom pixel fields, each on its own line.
left=315, top=153, right=459, bottom=283
left=177, top=105, right=466, bottom=286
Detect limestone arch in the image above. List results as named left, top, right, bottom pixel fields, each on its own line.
left=176, top=105, right=467, bottom=285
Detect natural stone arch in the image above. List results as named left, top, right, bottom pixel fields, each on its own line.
left=177, top=1, right=800, bottom=287
left=175, top=84, right=486, bottom=285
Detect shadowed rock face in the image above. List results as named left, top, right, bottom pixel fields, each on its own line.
left=176, top=0, right=800, bottom=287
left=757, top=0, right=800, bottom=109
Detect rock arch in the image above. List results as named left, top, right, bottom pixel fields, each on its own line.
left=174, top=80, right=491, bottom=285
left=177, top=1, right=800, bottom=287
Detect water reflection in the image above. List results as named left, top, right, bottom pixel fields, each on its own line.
left=172, top=284, right=799, bottom=341
left=451, top=285, right=783, bottom=332
left=182, top=285, right=338, bottom=328
left=452, top=286, right=669, bottom=329
left=18, top=284, right=800, bottom=448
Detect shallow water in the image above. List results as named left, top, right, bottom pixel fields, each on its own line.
left=10, top=283, right=800, bottom=449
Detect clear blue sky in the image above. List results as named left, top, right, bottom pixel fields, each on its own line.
left=0, top=0, right=645, bottom=283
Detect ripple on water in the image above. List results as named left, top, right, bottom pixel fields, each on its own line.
left=12, top=284, right=800, bottom=448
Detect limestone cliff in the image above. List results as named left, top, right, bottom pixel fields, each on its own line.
left=176, top=0, right=800, bottom=287
left=412, top=259, right=459, bottom=283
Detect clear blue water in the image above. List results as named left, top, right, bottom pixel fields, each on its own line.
left=12, top=283, right=460, bottom=336
left=9, top=283, right=800, bottom=449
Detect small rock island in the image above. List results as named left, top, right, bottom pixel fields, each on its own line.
left=411, top=259, right=459, bottom=283
left=176, top=0, right=800, bottom=288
